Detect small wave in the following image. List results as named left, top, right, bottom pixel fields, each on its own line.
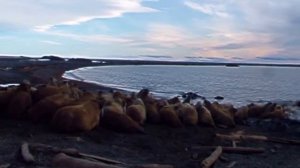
left=63, top=71, right=85, bottom=81
left=0, top=83, right=19, bottom=87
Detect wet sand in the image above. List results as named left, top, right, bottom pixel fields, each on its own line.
left=0, top=57, right=299, bottom=168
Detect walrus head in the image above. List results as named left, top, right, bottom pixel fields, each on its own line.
left=18, top=80, right=31, bottom=92
left=137, top=88, right=149, bottom=99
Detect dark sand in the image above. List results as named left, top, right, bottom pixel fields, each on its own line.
left=0, top=57, right=299, bottom=168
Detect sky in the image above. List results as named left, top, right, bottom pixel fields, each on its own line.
left=0, top=0, right=299, bottom=63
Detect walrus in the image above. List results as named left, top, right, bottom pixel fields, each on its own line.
left=195, top=102, right=215, bottom=127
left=260, top=104, right=286, bottom=119
left=113, top=91, right=128, bottom=105
left=70, top=91, right=99, bottom=105
left=234, top=106, right=249, bottom=122
left=159, top=105, right=183, bottom=128
left=0, top=87, right=16, bottom=115
left=176, top=103, right=198, bottom=126
left=219, top=103, right=237, bottom=117
left=168, top=96, right=181, bottom=105
left=204, top=100, right=235, bottom=127
left=28, top=93, right=75, bottom=123
left=136, top=89, right=161, bottom=123
left=247, top=103, right=269, bottom=118
left=126, top=97, right=146, bottom=125
left=144, top=98, right=161, bottom=124
left=102, top=101, right=124, bottom=116
left=137, top=88, right=150, bottom=100
left=98, top=91, right=127, bottom=109
left=6, top=82, right=32, bottom=119
left=101, top=105, right=144, bottom=133
left=51, top=100, right=100, bottom=132
left=32, top=81, right=73, bottom=103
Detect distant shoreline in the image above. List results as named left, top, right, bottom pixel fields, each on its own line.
left=74, top=59, right=300, bottom=67
left=1, top=55, right=300, bottom=67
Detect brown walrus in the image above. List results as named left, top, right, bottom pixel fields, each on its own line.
left=260, top=104, right=286, bottom=119
left=100, top=107, right=145, bottom=133
left=168, top=96, right=181, bottom=105
left=28, top=93, right=75, bottom=123
left=176, top=103, right=198, bottom=126
left=144, top=98, right=161, bottom=124
left=159, top=105, right=183, bottom=128
left=126, top=96, right=146, bottom=125
left=32, top=81, right=73, bottom=103
left=51, top=99, right=100, bottom=132
left=195, top=102, right=215, bottom=127
left=204, top=100, right=235, bottom=127
left=0, top=87, right=16, bottom=115
left=136, top=89, right=161, bottom=124
left=247, top=103, right=270, bottom=118
left=6, top=82, right=32, bottom=119
left=234, top=106, right=249, bottom=122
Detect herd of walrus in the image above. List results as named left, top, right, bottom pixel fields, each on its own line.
left=0, top=78, right=287, bottom=133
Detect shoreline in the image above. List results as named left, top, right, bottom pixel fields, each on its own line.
left=0, top=57, right=300, bottom=168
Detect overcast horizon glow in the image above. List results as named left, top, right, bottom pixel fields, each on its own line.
left=0, top=0, right=299, bottom=63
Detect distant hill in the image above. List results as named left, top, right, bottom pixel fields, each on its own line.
left=68, top=58, right=92, bottom=63
left=41, top=55, right=65, bottom=61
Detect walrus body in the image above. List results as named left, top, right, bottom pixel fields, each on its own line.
left=144, top=99, right=161, bottom=124
left=101, top=107, right=144, bottom=133
left=51, top=100, right=100, bottom=132
left=0, top=87, right=16, bottom=114
left=204, top=100, right=235, bottom=127
left=195, top=102, right=215, bottom=127
left=6, top=90, right=32, bottom=119
left=28, top=93, right=74, bottom=123
left=126, top=98, right=146, bottom=125
left=137, top=89, right=161, bottom=124
left=176, top=103, right=198, bottom=126
left=247, top=103, right=267, bottom=117
left=260, top=104, right=285, bottom=119
left=234, top=106, right=249, bottom=122
left=159, top=105, right=183, bottom=127
left=5, top=82, right=32, bottom=119
left=32, top=84, right=71, bottom=103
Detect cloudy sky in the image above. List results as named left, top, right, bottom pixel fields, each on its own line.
left=0, top=0, right=299, bottom=63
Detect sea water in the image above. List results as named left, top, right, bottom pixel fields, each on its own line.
left=63, top=65, right=300, bottom=105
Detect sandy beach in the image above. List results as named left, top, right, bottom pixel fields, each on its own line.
left=0, top=57, right=299, bottom=168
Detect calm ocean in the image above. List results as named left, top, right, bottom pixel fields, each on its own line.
left=63, top=65, right=300, bottom=107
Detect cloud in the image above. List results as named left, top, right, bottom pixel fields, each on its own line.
left=183, top=0, right=300, bottom=61
left=38, top=31, right=133, bottom=44
left=126, top=22, right=281, bottom=60
left=40, top=40, right=62, bottom=45
left=144, top=24, right=188, bottom=47
left=212, top=43, right=246, bottom=50
left=0, top=0, right=158, bottom=31
left=236, top=1, right=300, bottom=59
left=184, top=0, right=230, bottom=18
left=256, top=56, right=300, bottom=61
left=140, top=55, right=173, bottom=59
left=1, top=0, right=299, bottom=62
